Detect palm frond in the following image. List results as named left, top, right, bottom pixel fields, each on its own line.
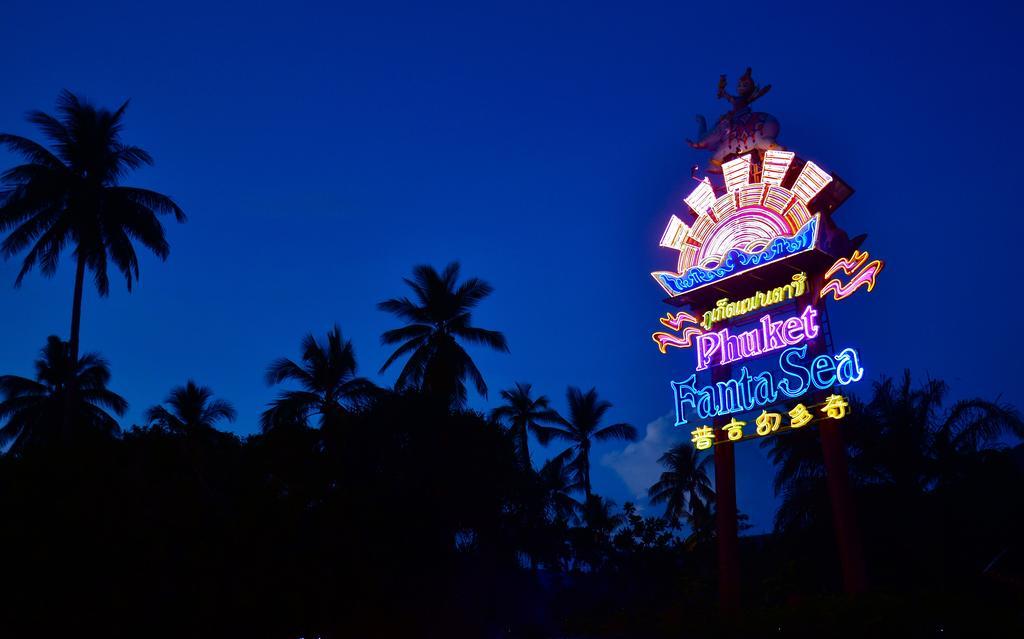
left=593, top=422, right=637, bottom=442
left=265, top=357, right=312, bottom=387
left=0, top=134, right=65, bottom=169
left=378, top=333, right=428, bottom=373
left=453, top=325, right=509, bottom=352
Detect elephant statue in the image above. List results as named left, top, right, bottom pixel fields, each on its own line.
left=687, top=111, right=781, bottom=172
left=687, top=68, right=782, bottom=172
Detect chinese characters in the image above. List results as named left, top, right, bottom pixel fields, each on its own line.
left=691, top=396, right=850, bottom=448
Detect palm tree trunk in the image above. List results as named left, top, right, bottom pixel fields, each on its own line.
left=519, top=425, right=530, bottom=469
left=69, top=251, right=86, bottom=363
left=61, top=251, right=87, bottom=437
left=582, top=452, right=592, bottom=499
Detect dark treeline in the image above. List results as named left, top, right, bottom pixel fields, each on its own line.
left=1, top=94, right=1022, bottom=638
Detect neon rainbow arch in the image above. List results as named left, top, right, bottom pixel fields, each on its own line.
left=652, top=151, right=833, bottom=297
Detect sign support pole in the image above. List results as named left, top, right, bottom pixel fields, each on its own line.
left=819, top=419, right=868, bottom=593
left=813, top=295, right=868, bottom=594
left=712, top=364, right=741, bottom=610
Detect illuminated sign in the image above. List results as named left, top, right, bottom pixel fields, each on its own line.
left=820, top=250, right=884, bottom=301
left=653, top=216, right=818, bottom=296
left=671, top=345, right=864, bottom=425
left=651, top=150, right=832, bottom=298
left=651, top=312, right=703, bottom=354
left=689, top=394, right=850, bottom=449
left=649, top=147, right=885, bottom=450
left=700, top=273, right=807, bottom=329
left=694, top=306, right=819, bottom=371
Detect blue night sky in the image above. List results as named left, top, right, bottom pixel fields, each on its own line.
left=1, top=1, right=1020, bottom=533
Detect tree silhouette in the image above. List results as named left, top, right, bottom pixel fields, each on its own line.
left=490, top=382, right=563, bottom=469
left=648, top=442, right=714, bottom=528
left=537, top=448, right=582, bottom=523
left=570, top=494, right=624, bottom=570
left=145, top=380, right=236, bottom=437
left=0, top=91, right=185, bottom=362
left=0, top=335, right=126, bottom=455
left=261, top=325, right=377, bottom=432
left=545, top=386, right=637, bottom=499
left=378, top=262, right=508, bottom=407
left=867, top=371, right=1023, bottom=489
left=764, top=370, right=1024, bottom=532
left=580, top=494, right=624, bottom=535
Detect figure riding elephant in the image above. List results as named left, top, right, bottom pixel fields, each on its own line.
left=687, top=110, right=781, bottom=172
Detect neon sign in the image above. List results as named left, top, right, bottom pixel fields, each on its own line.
left=689, top=393, right=851, bottom=449
left=650, top=273, right=813, bottom=356
left=671, top=344, right=863, bottom=425
left=699, top=273, right=807, bottom=329
left=648, top=148, right=884, bottom=451
left=653, top=216, right=818, bottom=296
left=695, top=306, right=820, bottom=371
left=651, top=151, right=833, bottom=299
left=651, top=312, right=703, bottom=354
left=820, top=250, right=884, bottom=301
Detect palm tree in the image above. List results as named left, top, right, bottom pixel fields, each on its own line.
left=0, top=90, right=185, bottom=362
left=545, top=386, right=638, bottom=499
left=648, top=442, right=714, bottom=527
left=378, top=262, right=508, bottom=407
left=0, top=335, right=126, bottom=455
left=490, top=382, right=563, bottom=469
left=763, top=371, right=1024, bottom=532
left=580, top=494, right=624, bottom=535
left=683, top=495, right=718, bottom=547
left=145, top=380, right=236, bottom=437
left=866, top=371, right=1023, bottom=489
left=537, top=448, right=583, bottom=523
left=515, top=448, right=581, bottom=570
left=261, top=325, right=377, bottom=432
left=570, top=494, right=625, bottom=570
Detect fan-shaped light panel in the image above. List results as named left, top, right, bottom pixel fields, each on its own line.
left=761, top=149, right=795, bottom=185
left=684, top=178, right=716, bottom=217
left=722, top=155, right=752, bottom=193
left=652, top=156, right=831, bottom=298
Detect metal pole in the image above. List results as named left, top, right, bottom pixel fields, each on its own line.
left=813, top=290, right=868, bottom=594
left=712, top=363, right=741, bottom=610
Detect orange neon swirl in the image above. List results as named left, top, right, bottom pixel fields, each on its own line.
left=659, top=312, right=698, bottom=331
left=820, top=250, right=884, bottom=301
left=652, top=327, right=703, bottom=354
left=651, top=312, right=703, bottom=354
left=824, top=250, right=869, bottom=278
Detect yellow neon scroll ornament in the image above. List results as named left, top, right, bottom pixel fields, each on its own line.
left=820, top=250, right=884, bottom=302
left=651, top=312, right=703, bottom=354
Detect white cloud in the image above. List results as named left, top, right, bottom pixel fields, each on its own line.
left=601, top=412, right=686, bottom=504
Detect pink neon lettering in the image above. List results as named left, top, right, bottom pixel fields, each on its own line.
left=761, top=314, right=786, bottom=350
left=722, top=330, right=742, bottom=363
left=800, top=306, right=819, bottom=339
left=783, top=317, right=803, bottom=343
left=695, top=333, right=720, bottom=370
left=739, top=331, right=761, bottom=358
left=695, top=308, right=821, bottom=370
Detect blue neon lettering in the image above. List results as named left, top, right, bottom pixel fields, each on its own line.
left=672, top=376, right=697, bottom=426
left=777, top=345, right=810, bottom=398
left=670, top=345, right=864, bottom=423
left=810, top=355, right=837, bottom=388
left=834, top=348, right=864, bottom=385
